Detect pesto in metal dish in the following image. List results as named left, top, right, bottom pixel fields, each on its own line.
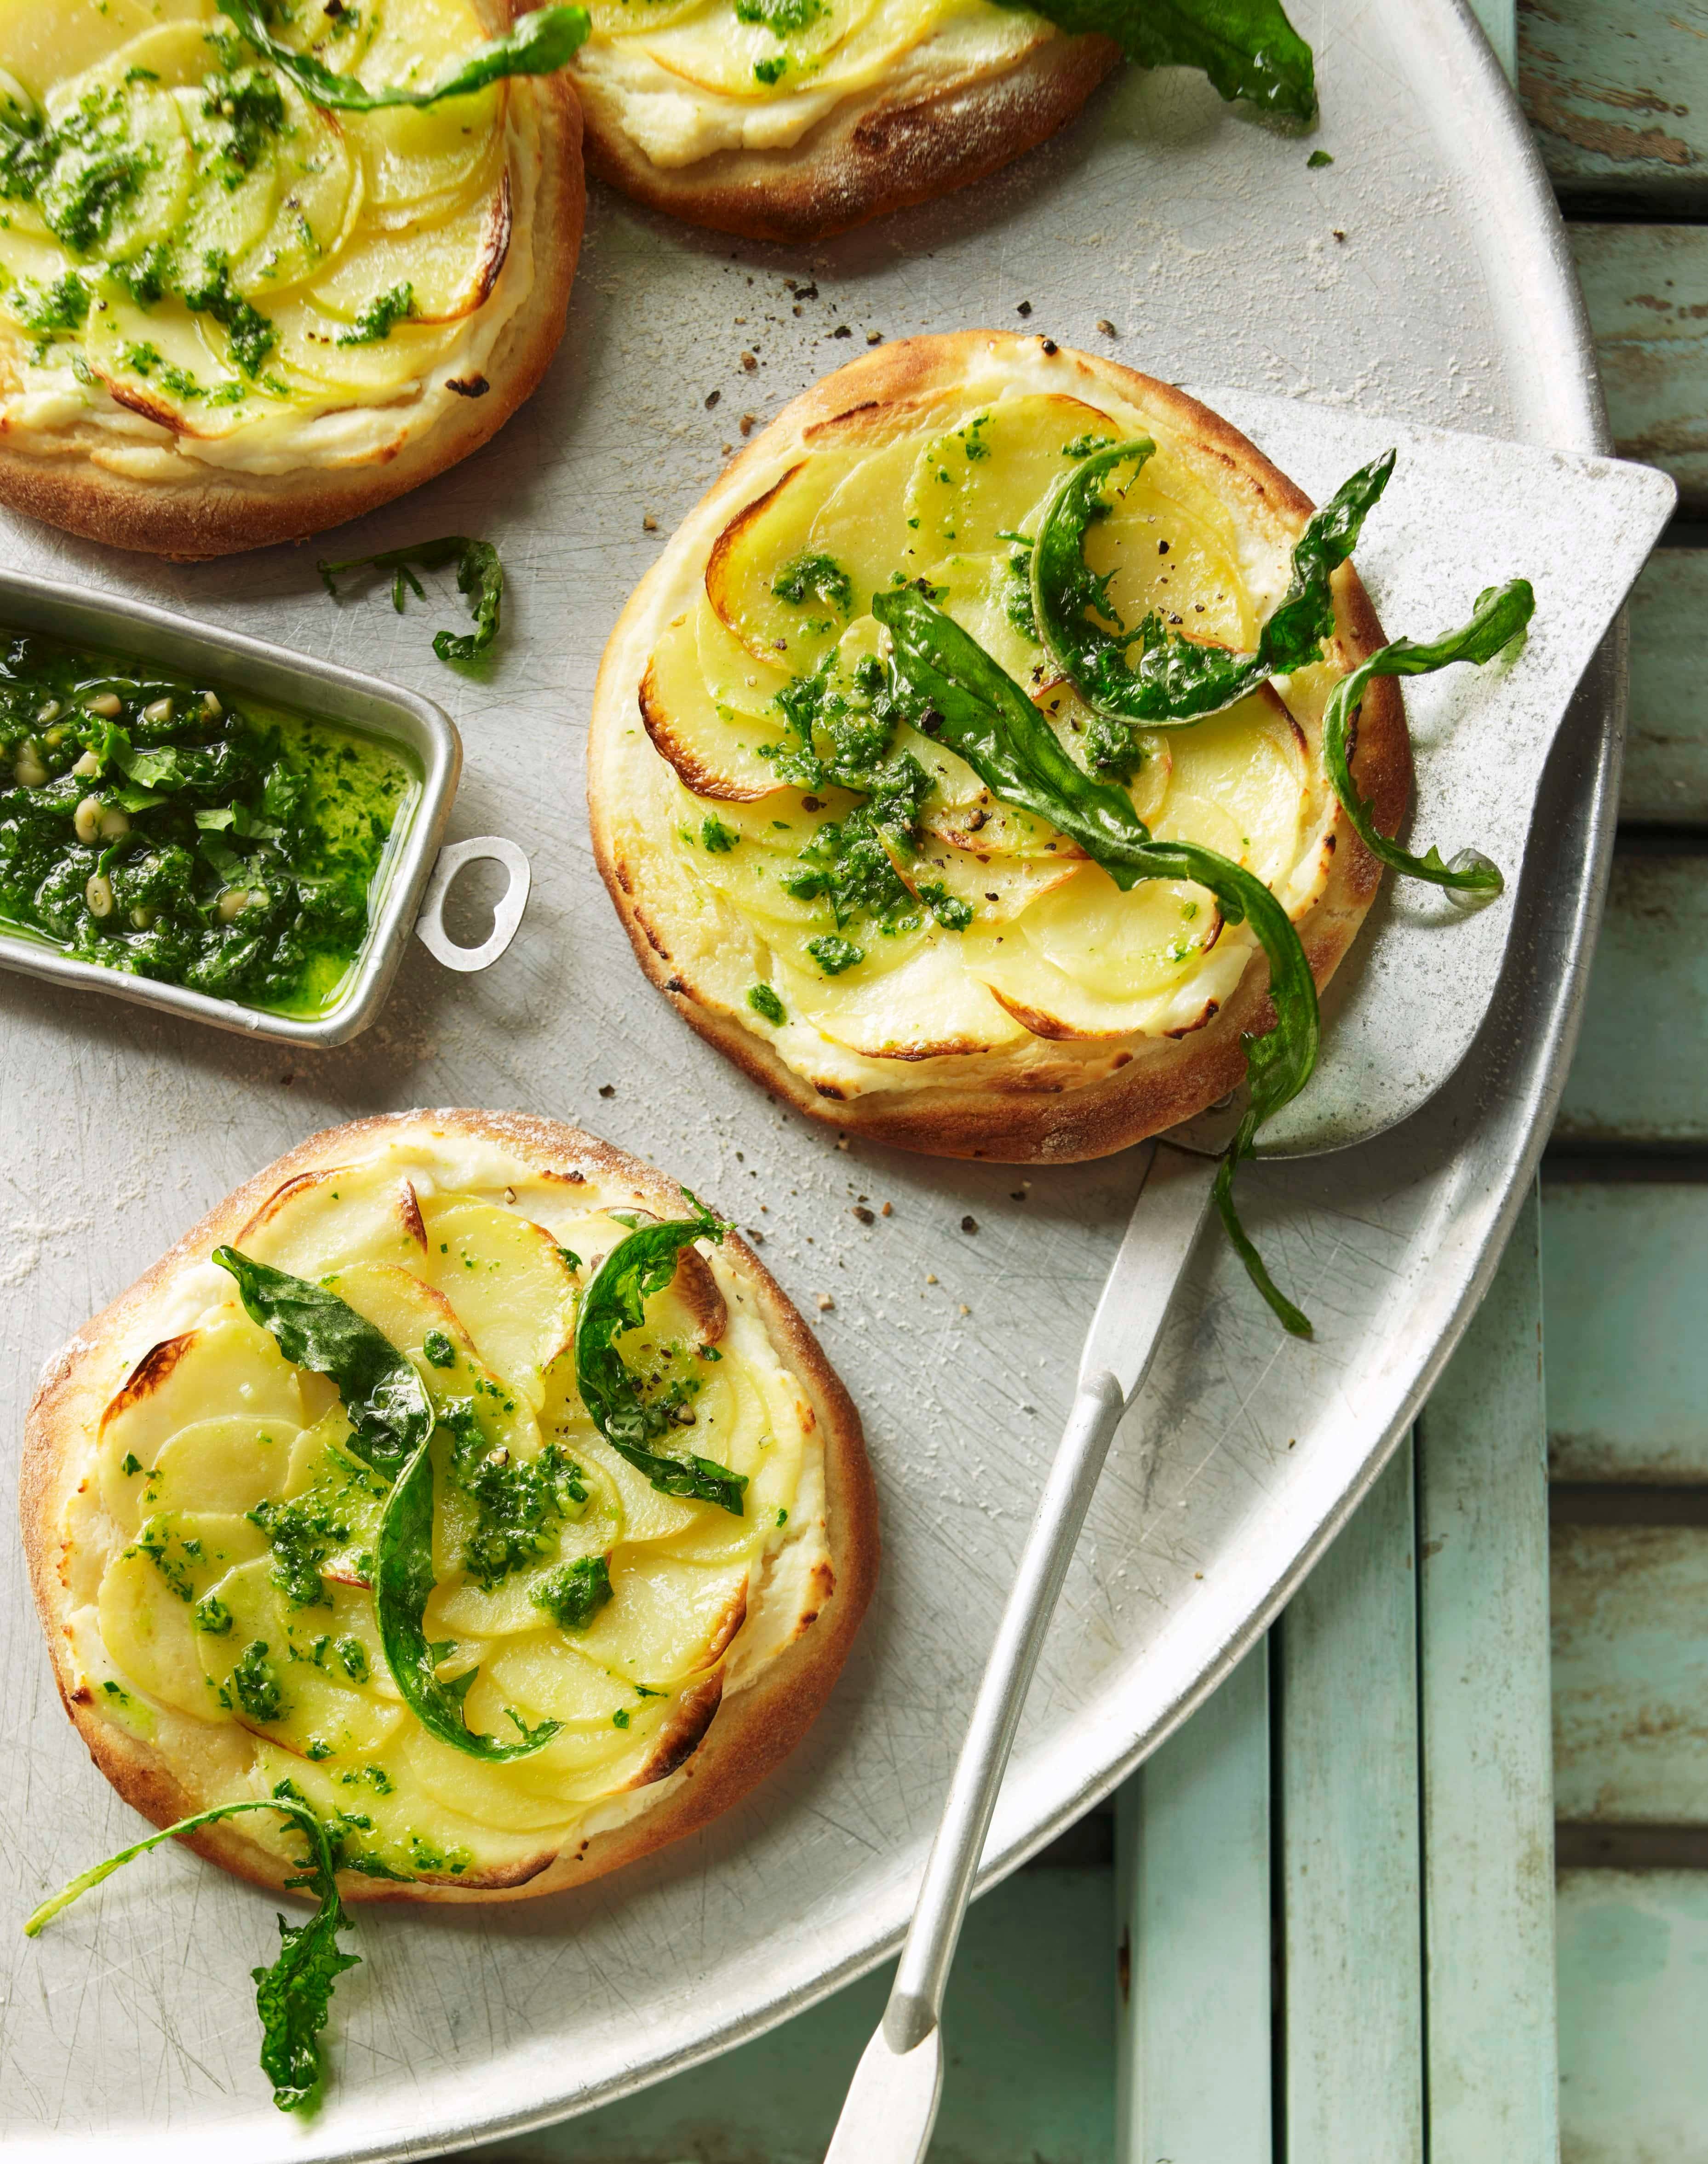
left=0, top=629, right=418, bottom=1014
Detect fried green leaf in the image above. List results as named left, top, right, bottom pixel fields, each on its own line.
left=991, top=0, right=1315, bottom=119
left=875, top=585, right=1318, bottom=1333
left=1321, top=580, right=1532, bottom=894
left=317, top=537, right=504, bottom=664
left=574, top=1196, right=749, bottom=1513
left=216, top=0, right=590, bottom=112
left=1032, top=442, right=1394, bottom=725
left=212, top=1247, right=431, bottom=1478
left=25, top=1796, right=356, bottom=2114
left=372, top=1437, right=561, bottom=1759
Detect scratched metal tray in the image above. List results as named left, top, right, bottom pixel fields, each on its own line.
left=0, top=4, right=1608, bottom=2157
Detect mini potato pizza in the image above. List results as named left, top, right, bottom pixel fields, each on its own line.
left=0, top=0, right=586, bottom=557
left=23, top=1110, right=875, bottom=1905
left=589, top=332, right=1412, bottom=1171
left=569, top=0, right=1320, bottom=243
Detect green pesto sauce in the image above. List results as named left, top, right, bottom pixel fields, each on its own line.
left=0, top=628, right=419, bottom=1016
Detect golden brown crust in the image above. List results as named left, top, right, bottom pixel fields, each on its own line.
left=0, top=69, right=585, bottom=561
left=588, top=331, right=1411, bottom=1164
left=577, top=30, right=1120, bottom=243
left=22, top=1109, right=877, bottom=1905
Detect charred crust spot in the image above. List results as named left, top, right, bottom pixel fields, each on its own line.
left=103, top=381, right=189, bottom=435
left=103, top=1330, right=198, bottom=1431
left=664, top=975, right=688, bottom=995
left=1110, top=1051, right=1133, bottom=1069
left=398, top=1178, right=428, bottom=1252
left=1164, top=999, right=1220, bottom=1041
left=705, top=1581, right=749, bottom=1664
left=541, top=1166, right=588, bottom=1185
left=673, top=1244, right=728, bottom=1345
left=237, top=1165, right=350, bottom=1244
left=632, top=1667, right=725, bottom=1788
left=815, top=1082, right=848, bottom=1101
left=1322, top=832, right=1336, bottom=856
left=810, top=1558, right=835, bottom=1601
left=447, top=374, right=490, bottom=398
left=805, top=399, right=883, bottom=439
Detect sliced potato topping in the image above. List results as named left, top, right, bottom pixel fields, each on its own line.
left=629, top=386, right=1338, bottom=1085
left=0, top=0, right=524, bottom=446
left=87, top=1150, right=817, bottom=1880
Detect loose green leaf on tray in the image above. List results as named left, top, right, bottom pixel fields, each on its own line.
left=373, top=1439, right=562, bottom=1760
left=574, top=1197, right=750, bottom=1513
left=317, top=538, right=504, bottom=664
left=25, top=1796, right=357, bottom=2114
left=217, top=0, right=590, bottom=112
left=874, top=586, right=1319, bottom=1334
left=1321, top=580, right=1532, bottom=894
left=991, top=0, right=1317, bottom=121
left=1032, top=442, right=1394, bottom=725
left=212, top=1248, right=431, bottom=1478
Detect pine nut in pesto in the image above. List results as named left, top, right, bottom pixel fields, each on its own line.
left=0, top=628, right=420, bottom=1016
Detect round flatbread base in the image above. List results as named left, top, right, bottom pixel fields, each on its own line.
left=22, top=1108, right=877, bottom=1905
left=578, top=31, right=1120, bottom=243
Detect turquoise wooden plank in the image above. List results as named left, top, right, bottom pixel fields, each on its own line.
left=1556, top=1870, right=1708, bottom=2164
left=1627, top=550, right=1708, bottom=828
left=1553, top=851, right=1708, bottom=1145
left=1281, top=1441, right=1424, bottom=2164
left=1115, top=1642, right=1270, bottom=2164
left=1542, top=1182, right=1708, bottom=1482
left=1552, top=1524, right=1708, bottom=1824
left=1569, top=224, right=1708, bottom=513
left=1519, top=0, right=1708, bottom=206
left=1467, top=0, right=1515, bottom=84
left=471, top=1864, right=1115, bottom=2163
left=1416, top=1188, right=1559, bottom=2160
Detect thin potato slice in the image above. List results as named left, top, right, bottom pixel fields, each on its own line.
left=642, top=607, right=792, bottom=801
left=694, top=589, right=796, bottom=723
left=1152, top=687, right=1310, bottom=888
left=1085, top=468, right=1255, bottom=653
left=235, top=1157, right=432, bottom=1277
left=902, top=396, right=1114, bottom=556
left=414, top=1194, right=579, bottom=1403
left=143, top=1413, right=299, bottom=1520
left=198, top=1554, right=402, bottom=1760
left=97, top=1510, right=269, bottom=1719
left=778, top=935, right=1024, bottom=1059
left=306, top=174, right=508, bottom=326
left=567, top=1551, right=751, bottom=1688
left=705, top=448, right=867, bottom=668
left=84, top=287, right=259, bottom=441
left=98, top=1308, right=304, bottom=1532
left=636, top=0, right=883, bottom=97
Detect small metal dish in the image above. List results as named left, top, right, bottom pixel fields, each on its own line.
left=0, top=569, right=529, bottom=1048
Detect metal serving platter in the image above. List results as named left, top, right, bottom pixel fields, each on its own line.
left=0, top=574, right=533, bottom=1046
left=0, top=2, right=1610, bottom=2156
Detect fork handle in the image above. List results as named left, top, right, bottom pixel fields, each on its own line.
left=879, top=1365, right=1128, bottom=2061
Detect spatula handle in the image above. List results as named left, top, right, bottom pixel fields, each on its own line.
left=825, top=1146, right=1218, bottom=2163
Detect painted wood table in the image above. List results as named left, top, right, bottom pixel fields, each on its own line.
left=458, top=3, right=1708, bottom=2157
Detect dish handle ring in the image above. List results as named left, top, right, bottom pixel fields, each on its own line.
left=414, top=836, right=531, bottom=974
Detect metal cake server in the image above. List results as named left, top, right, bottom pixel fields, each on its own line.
left=825, top=403, right=1675, bottom=2163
